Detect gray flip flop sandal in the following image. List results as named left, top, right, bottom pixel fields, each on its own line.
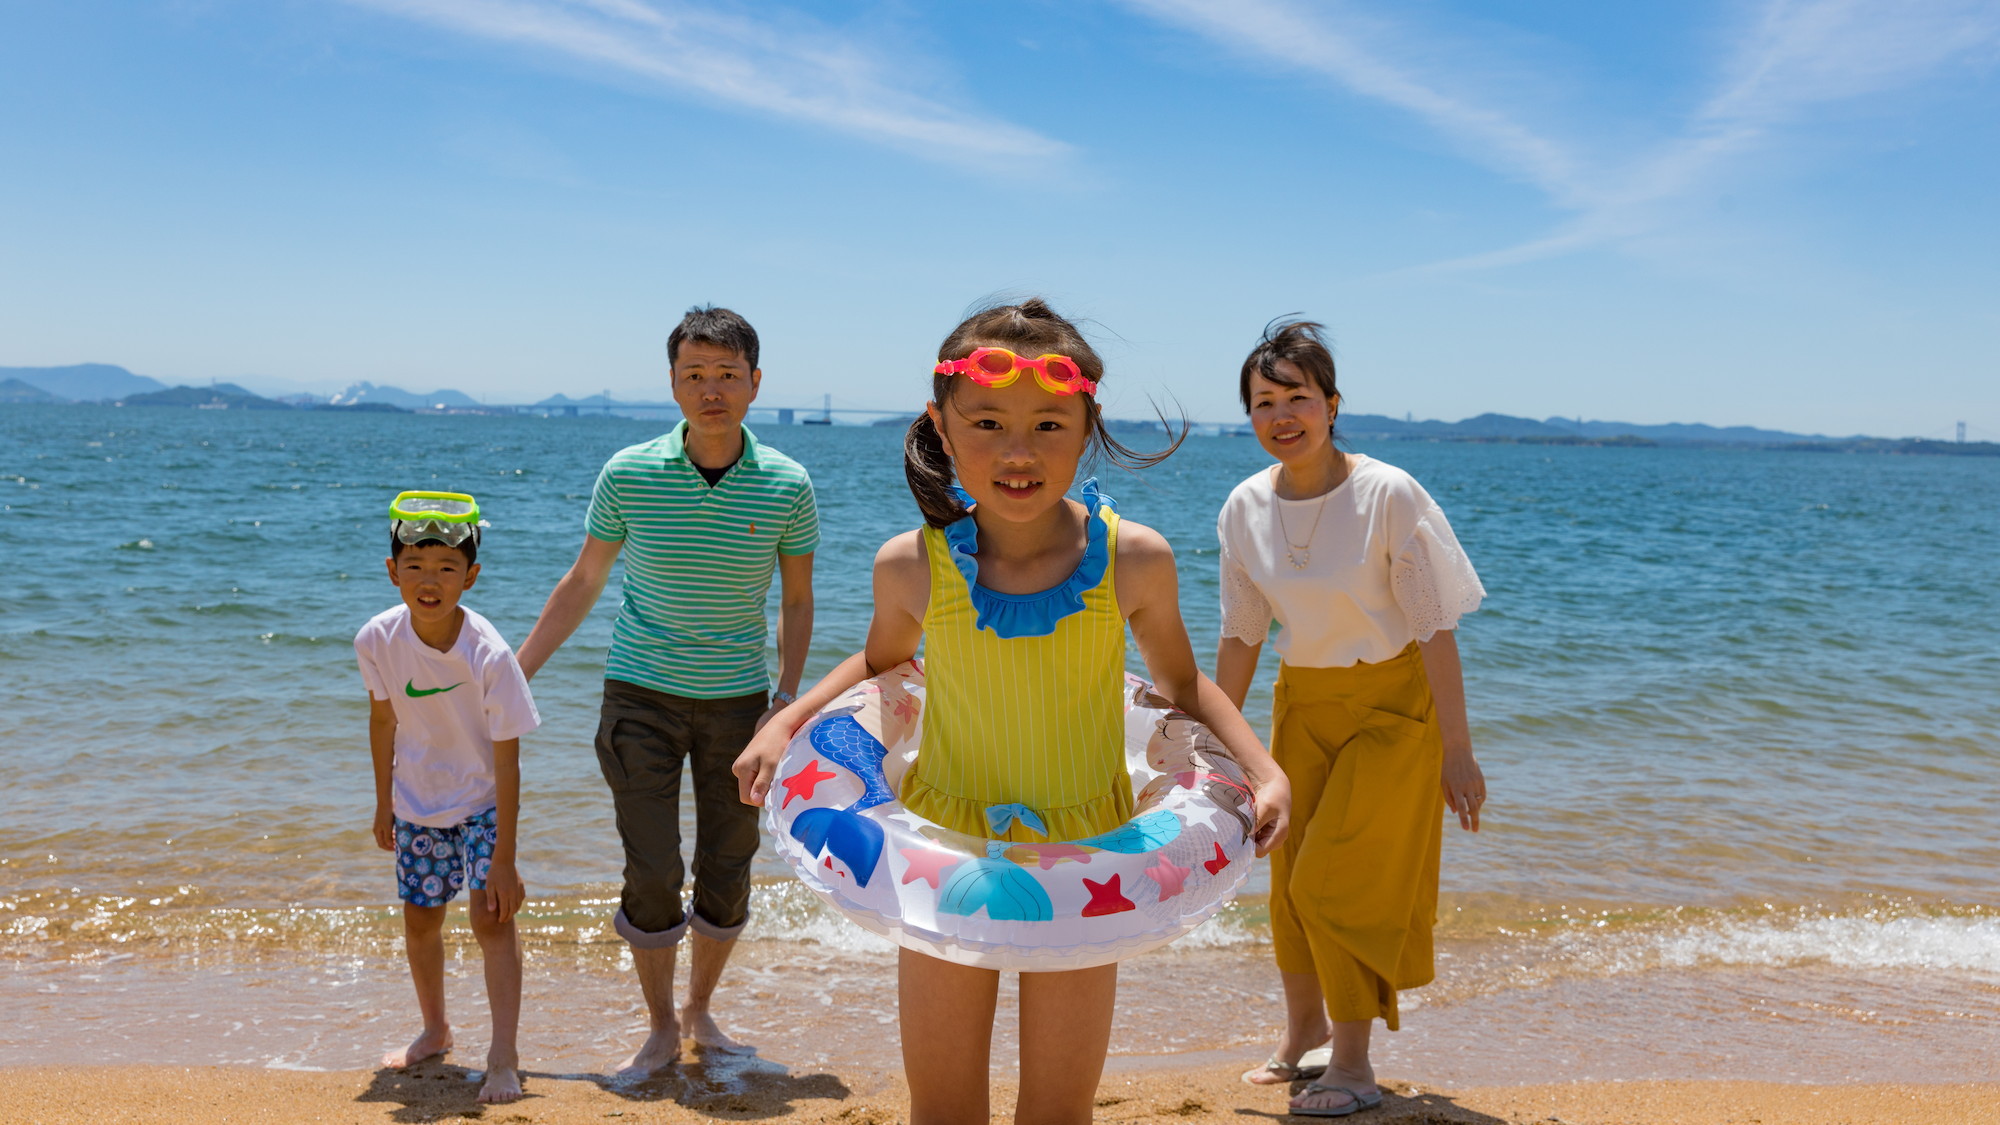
left=1288, top=1082, right=1382, bottom=1117
left=1244, top=1045, right=1331, bottom=1084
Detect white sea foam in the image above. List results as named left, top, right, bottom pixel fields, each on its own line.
left=741, top=883, right=896, bottom=954
left=1157, top=910, right=1264, bottom=950
left=1546, top=911, right=2000, bottom=982
left=1649, top=913, right=2000, bottom=976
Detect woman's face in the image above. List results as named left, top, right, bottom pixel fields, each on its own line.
left=1246, top=363, right=1339, bottom=465
left=929, top=371, right=1092, bottom=524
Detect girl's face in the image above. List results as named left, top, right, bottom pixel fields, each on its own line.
left=1246, top=363, right=1339, bottom=465
left=929, top=370, right=1092, bottom=523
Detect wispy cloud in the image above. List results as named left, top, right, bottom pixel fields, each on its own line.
left=1121, top=0, right=1593, bottom=207
left=1123, top=0, right=2000, bottom=269
left=342, top=0, right=1067, bottom=164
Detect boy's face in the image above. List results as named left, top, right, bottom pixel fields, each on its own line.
left=671, top=340, right=761, bottom=443
left=386, top=542, right=479, bottom=629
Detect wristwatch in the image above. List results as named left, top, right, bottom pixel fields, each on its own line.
left=771, top=690, right=798, bottom=706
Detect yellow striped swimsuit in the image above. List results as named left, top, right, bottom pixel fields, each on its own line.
left=901, top=482, right=1134, bottom=842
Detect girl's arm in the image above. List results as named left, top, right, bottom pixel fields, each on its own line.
left=733, top=532, right=929, bottom=806
left=1418, top=629, right=1486, bottom=832
left=368, top=698, right=398, bottom=851
left=1117, top=523, right=1290, bottom=855
left=486, top=736, right=525, bottom=921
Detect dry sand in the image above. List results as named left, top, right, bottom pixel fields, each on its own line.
left=6, top=1059, right=1994, bottom=1124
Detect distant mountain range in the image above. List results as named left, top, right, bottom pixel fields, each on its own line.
left=1331, top=411, right=1845, bottom=444
left=0, top=362, right=1904, bottom=445
left=327, top=381, right=483, bottom=409
left=2, top=363, right=169, bottom=401
left=0, top=377, right=64, bottom=404
left=121, top=383, right=292, bottom=410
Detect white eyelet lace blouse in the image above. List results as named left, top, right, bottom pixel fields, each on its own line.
left=1216, top=455, right=1484, bottom=668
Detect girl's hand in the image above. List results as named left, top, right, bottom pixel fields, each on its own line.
left=1250, top=772, right=1291, bottom=856
left=1442, top=748, right=1486, bottom=832
left=372, top=805, right=395, bottom=852
left=732, top=653, right=906, bottom=807
left=733, top=718, right=800, bottom=807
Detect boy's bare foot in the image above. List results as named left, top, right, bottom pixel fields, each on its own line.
left=681, top=1004, right=751, bottom=1054
left=383, top=1026, right=453, bottom=1069
left=614, top=1027, right=681, bottom=1078
left=476, top=1061, right=523, bottom=1104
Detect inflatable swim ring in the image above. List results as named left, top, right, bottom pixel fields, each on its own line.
left=766, top=662, right=1259, bottom=970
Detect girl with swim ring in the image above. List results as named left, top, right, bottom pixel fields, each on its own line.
left=736, top=299, right=1290, bottom=1125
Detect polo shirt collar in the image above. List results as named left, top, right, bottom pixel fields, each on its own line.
left=662, top=421, right=761, bottom=468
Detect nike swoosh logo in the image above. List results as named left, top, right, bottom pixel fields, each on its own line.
left=405, top=680, right=466, bottom=697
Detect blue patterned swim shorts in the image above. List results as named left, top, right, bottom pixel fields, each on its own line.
left=394, top=808, right=498, bottom=907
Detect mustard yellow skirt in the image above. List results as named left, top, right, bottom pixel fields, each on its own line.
left=1269, top=642, right=1444, bottom=1030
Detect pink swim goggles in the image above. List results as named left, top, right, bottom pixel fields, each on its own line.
left=934, top=347, right=1098, bottom=397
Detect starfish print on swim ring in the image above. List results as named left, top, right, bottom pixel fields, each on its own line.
left=1081, top=874, right=1137, bottom=917
left=779, top=759, right=838, bottom=809
left=1144, top=856, right=1192, bottom=901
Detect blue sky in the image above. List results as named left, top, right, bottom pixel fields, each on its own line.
left=2, top=1, right=1995, bottom=435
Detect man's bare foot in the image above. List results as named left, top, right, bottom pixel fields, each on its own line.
left=614, top=1027, right=682, bottom=1078
left=680, top=1005, right=751, bottom=1054
left=476, top=1060, right=523, bottom=1104
left=382, top=1026, right=453, bottom=1069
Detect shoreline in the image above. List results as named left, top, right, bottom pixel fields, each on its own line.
left=10, top=921, right=1998, bottom=1088
left=11, top=1062, right=1997, bottom=1124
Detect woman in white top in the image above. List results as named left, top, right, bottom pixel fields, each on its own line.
left=1215, top=321, right=1487, bottom=1118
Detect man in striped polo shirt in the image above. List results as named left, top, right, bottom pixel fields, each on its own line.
left=517, top=306, right=817, bottom=1075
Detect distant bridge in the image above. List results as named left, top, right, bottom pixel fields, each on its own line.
left=476, top=400, right=907, bottom=421
left=466, top=396, right=1236, bottom=434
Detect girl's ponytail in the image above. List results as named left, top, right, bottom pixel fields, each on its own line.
left=904, top=412, right=969, bottom=527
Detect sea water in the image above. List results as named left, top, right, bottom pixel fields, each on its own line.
left=3, top=406, right=1996, bottom=1082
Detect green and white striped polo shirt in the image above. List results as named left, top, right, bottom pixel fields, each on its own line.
left=586, top=423, right=819, bottom=698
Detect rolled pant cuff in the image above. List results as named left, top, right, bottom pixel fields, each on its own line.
left=613, top=908, right=687, bottom=949
left=689, top=912, right=746, bottom=942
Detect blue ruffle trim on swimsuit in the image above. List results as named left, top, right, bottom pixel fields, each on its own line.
left=941, top=478, right=1115, bottom=639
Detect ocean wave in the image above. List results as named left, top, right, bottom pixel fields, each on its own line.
left=1644, top=912, right=2000, bottom=976
left=1513, top=904, right=2000, bottom=986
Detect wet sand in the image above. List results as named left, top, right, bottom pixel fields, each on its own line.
left=6, top=1061, right=1996, bottom=1124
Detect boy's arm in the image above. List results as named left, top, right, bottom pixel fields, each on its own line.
left=368, top=697, right=398, bottom=851
left=486, top=737, right=525, bottom=923
left=517, top=534, right=621, bottom=680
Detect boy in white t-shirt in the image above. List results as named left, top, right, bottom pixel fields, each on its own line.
left=354, top=492, right=540, bottom=1105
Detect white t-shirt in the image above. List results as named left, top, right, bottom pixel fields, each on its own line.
left=354, top=605, right=541, bottom=827
left=1217, top=455, right=1485, bottom=668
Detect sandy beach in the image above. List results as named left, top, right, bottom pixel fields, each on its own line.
left=8, top=1061, right=1996, bottom=1124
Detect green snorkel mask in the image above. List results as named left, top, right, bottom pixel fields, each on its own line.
left=390, top=491, right=486, bottom=549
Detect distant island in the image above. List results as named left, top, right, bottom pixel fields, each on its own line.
left=3, top=362, right=1994, bottom=457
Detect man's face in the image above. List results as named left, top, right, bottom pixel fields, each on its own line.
left=671, top=340, right=761, bottom=441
